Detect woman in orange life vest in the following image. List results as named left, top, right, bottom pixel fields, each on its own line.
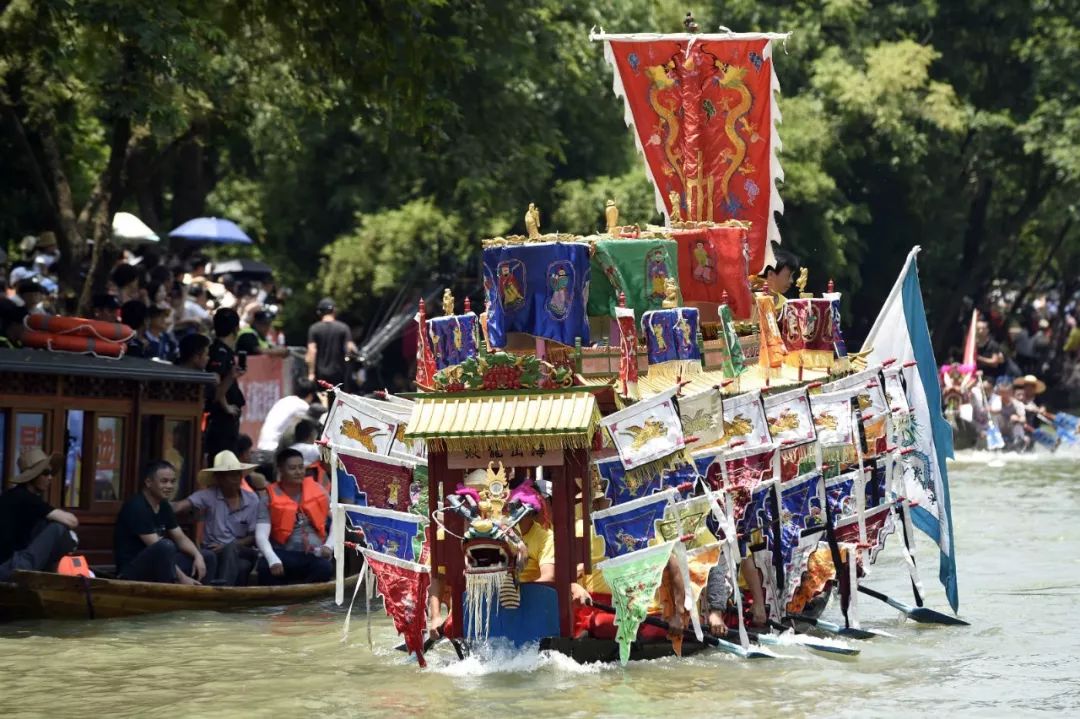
left=253, top=448, right=334, bottom=585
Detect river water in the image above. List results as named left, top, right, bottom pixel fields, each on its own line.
left=2, top=452, right=1078, bottom=718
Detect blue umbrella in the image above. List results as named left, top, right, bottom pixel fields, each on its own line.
left=168, top=217, right=253, bottom=244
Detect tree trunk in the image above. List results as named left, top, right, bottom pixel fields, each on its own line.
left=37, top=122, right=88, bottom=292
left=932, top=176, right=993, bottom=356
left=77, top=116, right=133, bottom=315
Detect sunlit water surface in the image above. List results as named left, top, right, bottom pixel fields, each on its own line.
left=2, top=452, right=1078, bottom=718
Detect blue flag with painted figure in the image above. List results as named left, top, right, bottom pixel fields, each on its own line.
left=592, top=490, right=675, bottom=557
left=596, top=456, right=696, bottom=506
left=344, top=504, right=426, bottom=562
left=483, top=241, right=591, bottom=348
left=862, top=246, right=959, bottom=612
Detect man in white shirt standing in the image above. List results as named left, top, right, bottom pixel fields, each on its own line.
left=255, top=378, right=318, bottom=460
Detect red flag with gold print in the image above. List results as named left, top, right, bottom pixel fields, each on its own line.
left=602, top=36, right=782, bottom=273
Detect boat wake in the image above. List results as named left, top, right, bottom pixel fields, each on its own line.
left=949, top=446, right=1080, bottom=467
left=426, top=638, right=615, bottom=676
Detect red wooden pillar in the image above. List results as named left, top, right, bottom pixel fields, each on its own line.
left=428, top=449, right=467, bottom=640
left=569, top=448, right=592, bottom=575
left=550, top=459, right=578, bottom=638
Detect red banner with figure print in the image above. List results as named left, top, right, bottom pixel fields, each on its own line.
left=672, top=226, right=753, bottom=318
left=598, top=34, right=784, bottom=273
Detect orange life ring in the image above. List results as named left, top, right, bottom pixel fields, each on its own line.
left=24, top=314, right=135, bottom=342
left=21, top=329, right=127, bottom=357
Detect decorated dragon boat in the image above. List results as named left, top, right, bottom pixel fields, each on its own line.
left=320, top=21, right=967, bottom=667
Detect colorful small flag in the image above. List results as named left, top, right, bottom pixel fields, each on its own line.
left=592, top=489, right=676, bottom=557
left=763, top=386, right=816, bottom=445
left=322, top=392, right=403, bottom=456
left=601, top=386, right=686, bottom=473
left=616, top=306, right=639, bottom=397
left=778, top=471, right=827, bottom=605
left=596, top=456, right=696, bottom=506
left=678, top=388, right=724, bottom=450
left=641, top=308, right=701, bottom=364
left=360, top=548, right=431, bottom=667
left=809, top=389, right=857, bottom=447
left=716, top=302, right=747, bottom=378
left=720, top=390, right=772, bottom=450
left=344, top=504, right=426, bottom=562
left=597, top=540, right=677, bottom=665
left=337, top=449, right=415, bottom=512
left=427, top=312, right=481, bottom=369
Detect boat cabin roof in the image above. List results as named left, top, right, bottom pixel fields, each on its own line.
left=0, top=348, right=215, bottom=385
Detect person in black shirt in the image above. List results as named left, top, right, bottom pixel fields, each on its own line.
left=0, top=448, right=78, bottom=581
left=114, top=460, right=215, bottom=584
left=306, top=298, right=357, bottom=388
left=205, top=307, right=246, bottom=461
left=975, top=319, right=1006, bottom=379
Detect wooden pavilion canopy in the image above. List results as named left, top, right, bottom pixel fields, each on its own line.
left=409, top=386, right=601, bottom=639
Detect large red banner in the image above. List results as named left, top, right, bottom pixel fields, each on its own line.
left=238, top=355, right=286, bottom=440
left=605, top=37, right=780, bottom=273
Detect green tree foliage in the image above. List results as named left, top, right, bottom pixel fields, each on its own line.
left=2, top=0, right=1077, bottom=358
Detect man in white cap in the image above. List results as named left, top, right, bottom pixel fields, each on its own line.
left=172, top=451, right=260, bottom=585
left=0, top=448, right=79, bottom=581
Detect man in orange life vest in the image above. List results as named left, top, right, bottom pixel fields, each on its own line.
left=254, top=448, right=334, bottom=585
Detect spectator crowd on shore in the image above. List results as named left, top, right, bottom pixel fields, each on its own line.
left=940, top=284, right=1080, bottom=452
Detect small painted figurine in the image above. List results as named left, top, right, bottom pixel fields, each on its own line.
left=605, top=199, right=619, bottom=234
left=525, top=203, right=541, bottom=239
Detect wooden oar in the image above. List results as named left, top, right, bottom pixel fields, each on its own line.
left=858, top=585, right=970, bottom=626
left=589, top=601, right=775, bottom=660
left=784, top=613, right=893, bottom=639
left=763, top=620, right=860, bottom=656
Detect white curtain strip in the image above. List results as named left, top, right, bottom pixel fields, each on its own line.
left=673, top=541, right=705, bottom=642
left=334, top=504, right=346, bottom=606
left=341, top=553, right=366, bottom=643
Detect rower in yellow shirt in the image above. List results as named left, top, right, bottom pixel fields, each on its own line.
left=513, top=512, right=555, bottom=583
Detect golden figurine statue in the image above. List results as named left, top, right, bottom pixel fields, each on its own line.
left=442, top=288, right=455, bottom=316
left=796, top=267, right=810, bottom=298
left=605, top=199, right=619, bottom=234
left=525, top=203, right=541, bottom=240
left=661, top=276, right=679, bottom=308
left=668, top=191, right=682, bottom=223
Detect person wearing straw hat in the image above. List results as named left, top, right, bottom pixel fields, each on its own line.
left=0, top=448, right=79, bottom=581
left=172, top=451, right=260, bottom=586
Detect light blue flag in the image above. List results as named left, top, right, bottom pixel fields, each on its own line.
left=862, top=247, right=959, bottom=612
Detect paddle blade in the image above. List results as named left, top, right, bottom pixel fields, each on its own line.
left=910, top=607, right=971, bottom=626
left=840, top=626, right=893, bottom=640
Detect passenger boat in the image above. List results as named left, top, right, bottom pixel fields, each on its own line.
left=0, top=569, right=359, bottom=620
left=319, top=21, right=966, bottom=668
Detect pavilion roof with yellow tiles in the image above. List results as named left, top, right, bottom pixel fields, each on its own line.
left=403, top=387, right=601, bottom=452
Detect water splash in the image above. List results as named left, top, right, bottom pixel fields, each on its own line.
left=427, top=639, right=615, bottom=676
